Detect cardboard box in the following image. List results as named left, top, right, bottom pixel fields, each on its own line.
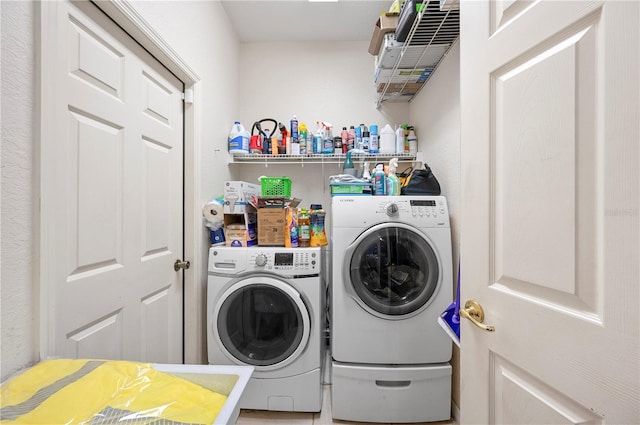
left=377, top=82, right=424, bottom=95
left=368, top=13, right=399, bottom=56
left=223, top=181, right=261, bottom=214
left=224, top=209, right=257, bottom=247
left=374, top=67, right=433, bottom=84
left=257, top=208, right=287, bottom=247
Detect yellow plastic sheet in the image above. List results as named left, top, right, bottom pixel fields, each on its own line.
left=1, top=359, right=228, bottom=424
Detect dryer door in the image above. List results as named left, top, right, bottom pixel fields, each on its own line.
left=213, top=276, right=311, bottom=371
left=345, top=223, right=441, bottom=318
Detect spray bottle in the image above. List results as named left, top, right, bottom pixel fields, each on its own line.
left=322, top=122, right=334, bottom=154
left=362, top=162, right=372, bottom=182
left=343, top=151, right=355, bottom=175
left=314, top=122, right=323, bottom=154
left=386, top=158, right=400, bottom=195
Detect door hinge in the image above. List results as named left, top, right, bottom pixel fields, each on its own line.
left=174, top=259, right=191, bottom=271
left=182, top=89, right=194, bottom=104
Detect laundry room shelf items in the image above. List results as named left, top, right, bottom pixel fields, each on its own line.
left=375, top=0, right=460, bottom=105
left=228, top=152, right=421, bottom=165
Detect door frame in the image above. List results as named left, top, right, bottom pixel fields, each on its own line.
left=38, top=0, right=204, bottom=363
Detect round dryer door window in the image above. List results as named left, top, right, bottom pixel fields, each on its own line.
left=215, top=277, right=311, bottom=369
left=348, top=224, right=440, bottom=317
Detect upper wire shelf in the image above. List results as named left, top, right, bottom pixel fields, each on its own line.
left=375, top=0, right=460, bottom=106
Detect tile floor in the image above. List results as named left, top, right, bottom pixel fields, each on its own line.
left=236, top=384, right=456, bottom=425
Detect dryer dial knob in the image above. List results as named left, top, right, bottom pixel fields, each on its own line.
left=255, top=254, right=267, bottom=267
left=385, top=202, right=399, bottom=217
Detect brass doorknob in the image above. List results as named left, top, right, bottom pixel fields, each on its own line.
left=460, top=300, right=495, bottom=332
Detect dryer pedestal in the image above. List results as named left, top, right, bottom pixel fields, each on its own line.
left=331, top=362, right=452, bottom=423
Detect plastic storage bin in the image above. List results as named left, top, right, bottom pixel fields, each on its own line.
left=260, top=176, right=292, bottom=197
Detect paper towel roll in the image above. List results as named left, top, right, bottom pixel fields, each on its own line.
left=203, top=199, right=224, bottom=226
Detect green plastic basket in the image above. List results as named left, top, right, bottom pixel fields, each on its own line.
left=260, top=176, right=292, bottom=197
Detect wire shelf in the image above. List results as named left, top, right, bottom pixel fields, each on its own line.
left=375, top=0, right=460, bottom=105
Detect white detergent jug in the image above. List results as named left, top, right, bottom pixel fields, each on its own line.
left=228, top=121, right=249, bottom=155
left=379, top=124, right=395, bottom=154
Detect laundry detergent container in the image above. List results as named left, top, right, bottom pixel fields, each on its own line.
left=331, top=363, right=451, bottom=423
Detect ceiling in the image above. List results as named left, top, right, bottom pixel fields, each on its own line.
left=220, top=0, right=393, bottom=43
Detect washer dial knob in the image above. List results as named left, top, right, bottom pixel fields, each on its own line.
left=255, top=254, right=267, bottom=267
left=385, top=202, right=399, bottom=217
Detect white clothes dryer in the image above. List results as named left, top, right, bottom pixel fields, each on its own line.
left=330, top=196, right=453, bottom=423
left=331, top=195, right=453, bottom=364
left=207, top=246, right=324, bottom=412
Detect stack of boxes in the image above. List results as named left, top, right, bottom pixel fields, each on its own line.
left=223, top=181, right=260, bottom=247
left=222, top=178, right=299, bottom=248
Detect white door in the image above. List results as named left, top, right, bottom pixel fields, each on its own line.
left=460, top=0, right=639, bottom=423
left=40, top=0, right=184, bottom=363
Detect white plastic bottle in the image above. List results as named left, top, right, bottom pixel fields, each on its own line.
left=407, top=127, right=418, bottom=154
left=386, top=158, right=400, bottom=195
left=379, top=124, right=395, bottom=154
left=228, top=121, right=249, bottom=155
left=395, top=125, right=405, bottom=154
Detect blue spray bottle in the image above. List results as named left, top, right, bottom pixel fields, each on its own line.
left=372, top=163, right=387, bottom=195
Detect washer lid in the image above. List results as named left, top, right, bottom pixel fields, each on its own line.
left=345, top=223, right=440, bottom=318
left=214, top=276, right=311, bottom=371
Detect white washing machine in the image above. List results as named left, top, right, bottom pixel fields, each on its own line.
left=330, top=196, right=453, bottom=423
left=207, top=246, right=324, bottom=412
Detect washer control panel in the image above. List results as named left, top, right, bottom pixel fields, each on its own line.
left=249, top=248, right=319, bottom=274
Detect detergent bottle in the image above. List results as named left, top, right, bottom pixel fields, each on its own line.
left=228, top=121, right=249, bottom=155
left=386, top=158, right=400, bottom=195
left=298, top=209, right=311, bottom=247
left=309, top=204, right=328, bottom=247
left=372, top=163, right=387, bottom=195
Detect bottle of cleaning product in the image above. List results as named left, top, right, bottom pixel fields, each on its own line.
left=343, top=151, right=355, bottom=175
left=286, top=207, right=298, bottom=248
left=228, top=121, right=249, bottom=155
left=386, top=158, right=400, bottom=195
left=372, top=163, right=386, bottom=195
left=341, top=127, right=348, bottom=150
left=290, top=115, right=299, bottom=142
left=369, top=125, right=379, bottom=154
left=348, top=126, right=356, bottom=151
left=362, top=130, right=370, bottom=153
left=322, top=122, right=334, bottom=154
left=362, top=162, right=372, bottom=182
left=379, top=124, right=395, bottom=154
left=299, top=122, right=308, bottom=154
left=298, top=209, right=311, bottom=247
left=310, top=204, right=328, bottom=247
left=395, top=125, right=405, bottom=154
left=355, top=126, right=362, bottom=150
left=314, top=122, right=323, bottom=154
left=408, top=126, right=418, bottom=154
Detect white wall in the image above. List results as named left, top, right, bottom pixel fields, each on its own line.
left=1, top=0, right=38, bottom=381
left=409, top=40, right=461, bottom=407
left=236, top=41, right=411, bottom=215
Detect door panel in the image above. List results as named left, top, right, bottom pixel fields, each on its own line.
left=460, top=0, right=639, bottom=423
left=41, top=0, right=184, bottom=363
